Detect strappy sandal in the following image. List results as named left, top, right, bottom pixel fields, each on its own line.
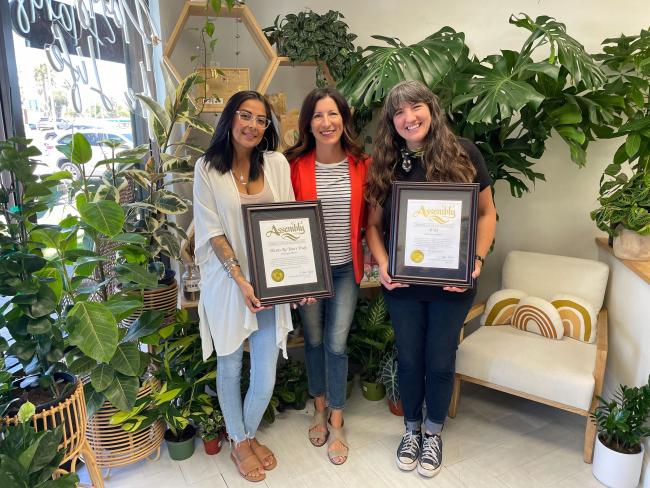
left=308, top=405, right=329, bottom=447
left=327, top=421, right=349, bottom=465
left=249, top=438, right=277, bottom=470
left=230, top=441, right=266, bottom=482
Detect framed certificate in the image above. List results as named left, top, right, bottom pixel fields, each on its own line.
left=242, top=201, right=334, bottom=305
left=388, top=182, right=479, bottom=288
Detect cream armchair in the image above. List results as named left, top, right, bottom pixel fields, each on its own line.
left=449, top=250, right=609, bottom=463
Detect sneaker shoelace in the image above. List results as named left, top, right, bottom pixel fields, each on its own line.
left=420, top=434, right=442, bottom=468
left=398, top=431, right=421, bottom=460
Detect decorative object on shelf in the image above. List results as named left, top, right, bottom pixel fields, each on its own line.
left=182, top=264, right=201, bottom=301
left=263, top=10, right=360, bottom=87
left=195, top=67, right=250, bottom=112
left=86, top=379, right=165, bottom=472
left=0, top=402, right=79, bottom=487
left=591, top=375, right=650, bottom=488
left=279, top=109, right=300, bottom=149
left=265, top=92, right=287, bottom=118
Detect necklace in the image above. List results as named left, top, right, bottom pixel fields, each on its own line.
left=400, top=147, right=425, bottom=173
left=231, top=169, right=249, bottom=186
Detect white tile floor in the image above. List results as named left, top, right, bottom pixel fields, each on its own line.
left=78, top=381, right=610, bottom=488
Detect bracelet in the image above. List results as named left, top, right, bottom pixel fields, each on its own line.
left=475, top=255, right=485, bottom=265
left=222, top=257, right=240, bottom=278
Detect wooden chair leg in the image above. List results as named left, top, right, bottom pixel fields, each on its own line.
left=81, top=440, right=105, bottom=488
left=583, top=415, right=597, bottom=463
left=448, top=375, right=461, bottom=418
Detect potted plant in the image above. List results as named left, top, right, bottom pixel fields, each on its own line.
left=199, top=408, right=225, bottom=455
left=274, top=358, right=309, bottom=411
left=348, top=295, right=394, bottom=401
left=590, top=29, right=650, bottom=260
left=0, top=402, right=79, bottom=487
left=380, top=348, right=403, bottom=416
left=591, top=375, right=650, bottom=488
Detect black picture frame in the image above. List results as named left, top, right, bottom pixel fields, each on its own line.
left=388, top=182, right=479, bottom=288
left=242, top=201, right=334, bottom=305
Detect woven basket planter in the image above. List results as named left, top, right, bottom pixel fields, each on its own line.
left=2, top=378, right=104, bottom=487
left=122, top=279, right=179, bottom=328
left=86, top=379, right=165, bottom=470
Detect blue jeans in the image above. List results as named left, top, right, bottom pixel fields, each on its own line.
left=300, top=262, right=358, bottom=410
left=384, top=289, right=476, bottom=434
left=216, top=308, right=278, bottom=443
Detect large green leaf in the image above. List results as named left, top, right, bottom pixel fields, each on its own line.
left=136, top=94, right=171, bottom=131
left=104, top=295, right=143, bottom=322
left=90, top=364, right=115, bottom=392
left=67, top=302, right=119, bottom=363
left=151, top=190, right=190, bottom=214
left=76, top=195, right=125, bottom=237
left=103, top=374, right=139, bottom=411
left=510, top=14, right=606, bottom=89
left=114, top=263, right=159, bottom=288
left=110, top=343, right=140, bottom=376
left=452, top=55, right=545, bottom=123
left=121, top=310, right=164, bottom=343
left=56, top=133, right=92, bottom=165
left=83, top=383, right=106, bottom=418
left=338, top=27, right=467, bottom=108
left=154, top=228, right=181, bottom=259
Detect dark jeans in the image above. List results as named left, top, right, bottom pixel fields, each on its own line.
left=300, top=262, right=358, bottom=410
left=384, top=289, right=476, bottom=433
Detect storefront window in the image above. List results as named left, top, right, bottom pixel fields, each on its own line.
left=4, top=0, right=160, bottom=221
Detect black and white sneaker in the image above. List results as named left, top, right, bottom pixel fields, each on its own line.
left=396, top=429, right=421, bottom=471
left=417, top=432, right=442, bottom=477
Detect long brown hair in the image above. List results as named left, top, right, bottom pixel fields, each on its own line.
left=365, top=80, right=476, bottom=206
left=284, top=87, right=365, bottom=163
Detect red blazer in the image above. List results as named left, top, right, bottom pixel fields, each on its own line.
left=290, top=151, right=370, bottom=284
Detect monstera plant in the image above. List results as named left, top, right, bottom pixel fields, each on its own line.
left=338, top=14, right=612, bottom=197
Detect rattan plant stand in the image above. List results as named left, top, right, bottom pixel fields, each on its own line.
left=2, top=379, right=104, bottom=487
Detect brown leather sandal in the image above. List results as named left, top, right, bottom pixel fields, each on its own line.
left=308, top=406, right=329, bottom=447
left=230, top=441, right=266, bottom=482
left=327, top=421, right=349, bottom=465
left=249, top=438, right=277, bottom=470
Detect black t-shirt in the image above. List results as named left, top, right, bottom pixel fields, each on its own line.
left=381, top=138, right=492, bottom=301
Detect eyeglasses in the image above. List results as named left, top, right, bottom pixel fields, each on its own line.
left=235, top=110, right=271, bottom=129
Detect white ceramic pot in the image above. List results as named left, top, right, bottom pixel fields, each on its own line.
left=592, top=435, right=644, bottom=488
left=613, top=226, right=650, bottom=261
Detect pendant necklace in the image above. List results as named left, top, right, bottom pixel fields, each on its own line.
left=400, top=147, right=424, bottom=173
left=232, top=169, right=249, bottom=186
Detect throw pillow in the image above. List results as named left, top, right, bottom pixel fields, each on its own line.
left=551, top=294, right=598, bottom=343
left=480, top=289, right=527, bottom=326
left=512, top=296, right=564, bottom=339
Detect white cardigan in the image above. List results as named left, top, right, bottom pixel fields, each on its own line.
left=193, top=151, right=295, bottom=360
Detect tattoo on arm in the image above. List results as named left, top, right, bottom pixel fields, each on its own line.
left=210, top=235, right=245, bottom=282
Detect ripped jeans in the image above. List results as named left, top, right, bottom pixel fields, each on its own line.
left=216, top=308, right=278, bottom=443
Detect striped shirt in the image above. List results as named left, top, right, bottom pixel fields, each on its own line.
left=316, top=159, right=352, bottom=266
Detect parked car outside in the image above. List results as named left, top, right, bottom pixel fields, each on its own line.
left=45, top=130, right=134, bottom=179
left=36, top=117, right=55, bottom=130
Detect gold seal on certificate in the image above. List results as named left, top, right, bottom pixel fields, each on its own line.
left=388, top=182, right=479, bottom=288
left=242, top=201, right=334, bottom=305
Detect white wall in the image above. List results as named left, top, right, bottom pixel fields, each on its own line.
left=160, top=0, right=648, bottom=301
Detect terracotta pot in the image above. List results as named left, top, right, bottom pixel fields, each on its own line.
left=203, top=431, right=225, bottom=455
left=387, top=398, right=404, bottom=416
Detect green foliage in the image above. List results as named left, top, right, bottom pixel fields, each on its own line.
left=274, top=358, right=309, bottom=411
left=338, top=14, right=610, bottom=197
left=348, top=295, right=394, bottom=382
left=198, top=406, right=224, bottom=441
left=591, top=376, right=650, bottom=454
left=591, top=29, right=650, bottom=236
left=379, top=347, right=399, bottom=404
left=0, top=402, right=79, bottom=487
left=264, top=10, right=362, bottom=87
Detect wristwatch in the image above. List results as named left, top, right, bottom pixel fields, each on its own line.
left=475, top=255, right=485, bottom=265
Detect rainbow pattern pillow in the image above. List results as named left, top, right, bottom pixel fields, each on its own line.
left=511, top=296, right=564, bottom=340
left=480, top=289, right=528, bottom=326
left=551, top=294, right=598, bottom=343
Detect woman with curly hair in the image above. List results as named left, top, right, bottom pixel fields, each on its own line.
left=285, top=87, right=370, bottom=465
left=365, top=80, right=496, bottom=478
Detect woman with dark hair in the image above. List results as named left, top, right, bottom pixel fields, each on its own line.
left=285, top=87, right=370, bottom=465
left=193, top=90, right=293, bottom=482
left=365, top=80, right=496, bottom=478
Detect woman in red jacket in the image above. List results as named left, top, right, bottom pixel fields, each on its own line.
left=285, top=88, right=370, bottom=465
